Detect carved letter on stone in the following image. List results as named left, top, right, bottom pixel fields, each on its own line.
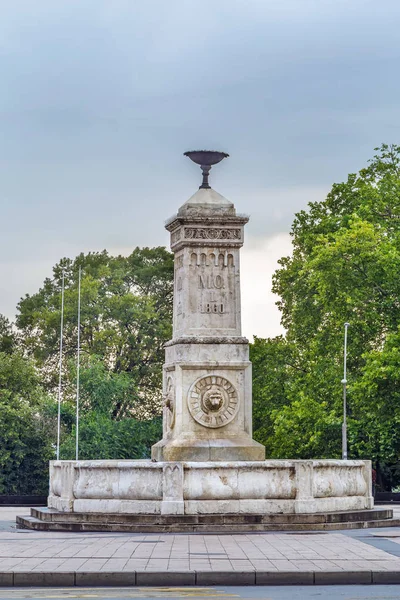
left=198, top=275, right=225, bottom=289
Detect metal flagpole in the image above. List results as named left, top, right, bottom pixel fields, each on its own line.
left=56, top=270, right=65, bottom=461
left=342, top=322, right=350, bottom=460
left=76, top=266, right=81, bottom=461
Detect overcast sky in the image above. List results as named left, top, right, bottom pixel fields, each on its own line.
left=1, top=0, right=399, bottom=339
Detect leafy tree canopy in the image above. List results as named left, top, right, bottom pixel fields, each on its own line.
left=0, top=351, right=53, bottom=494
left=253, top=144, right=400, bottom=487
left=16, top=247, right=174, bottom=419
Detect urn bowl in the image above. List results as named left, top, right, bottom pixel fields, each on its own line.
left=184, top=150, right=229, bottom=166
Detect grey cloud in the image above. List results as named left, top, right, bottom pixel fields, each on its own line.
left=0, top=0, right=399, bottom=333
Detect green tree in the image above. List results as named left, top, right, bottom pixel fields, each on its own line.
left=0, top=315, right=16, bottom=354
left=60, top=414, right=162, bottom=460
left=0, top=352, right=54, bottom=494
left=253, top=144, right=400, bottom=480
left=350, top=329, right=400, bottom=489
left=17, top=247, right=174, bottom=419
left=11, top=246, right=173, bottom=466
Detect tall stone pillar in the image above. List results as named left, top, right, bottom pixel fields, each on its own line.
left=152, top=152, right=265, bottom=462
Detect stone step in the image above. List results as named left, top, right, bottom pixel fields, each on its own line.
left=17, top=513, right=400, bottom=533
left=30, top=507, right=392, bottom=525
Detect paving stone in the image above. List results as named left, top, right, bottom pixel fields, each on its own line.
left=196, top=570, right=255, bottom=585
left=13, top=571, right=75, bottom=586
left=256, top=571, right=314, bottom=585
left=373, top=570, right=400, bottom=583
left=3, top=512, right=400, bottom=584
left=0, top=573, right=13, bottom=587
left=76, top=571, right=137, bottom=586
left=136, top=571, right=196, bottom=586
left=314, top=570, right=372, bottom=584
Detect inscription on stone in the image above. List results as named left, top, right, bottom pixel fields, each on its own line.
left=198, top=274, right=224, bottom=289
left=187, top=375, right=239, bottom=428
left=184, top=228, right=241, bottom=240
left=200, top=291, right=225, bottom=314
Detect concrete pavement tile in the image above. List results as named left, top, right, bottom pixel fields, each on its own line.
left=123, top=560, right=149, bottom=570
left=168, top=562, right=190, bottom=570
left=13, top=559, right=47, bottom=571
left=290, top=560, right=320, bottom=570
left=111, top=549, right=138, bottom=558
left=32, top=559, right=69, bottom=571
left=55, top=547, right=83, bottom=558
left=75, top=559, right=108, bottom=571
left=102, top=559, right=129, bottom=571
left=269, top=560, right=300, bottom=571
left=310, top=560, right=344, bottom=570
left=228, top=560, right=253, bottom=569
left=331, top=560, right=374, bottom=570
left=349, top=560, right=392, bottom=570
left=145, top=560, right=169, bottom=568
left=209, top=561, right=231, bottom=569
left=56, top=559, right=87, bottom=570
left=249, top=560, right=277, bottom=570
left=0, top=559, right=25, bottom=569
left=369, top=561, right=400, bottom=570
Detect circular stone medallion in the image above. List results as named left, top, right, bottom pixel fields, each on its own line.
left=187, top=375, right=239, bottom=428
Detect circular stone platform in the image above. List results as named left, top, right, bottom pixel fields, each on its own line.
left=17, top=507, right=396, bottom=532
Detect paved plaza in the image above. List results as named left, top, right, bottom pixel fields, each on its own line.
left=2, top=507, right=400, bottom=585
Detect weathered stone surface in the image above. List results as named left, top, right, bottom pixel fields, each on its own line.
left=152, top=186, right=264, bottom=462
left=47, top=459, right=373, bottom=515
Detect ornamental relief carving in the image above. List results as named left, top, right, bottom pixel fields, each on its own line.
left=187, top=375, right=239, bottom=429
left=164, top=376, right=175, bottom=430
left=171, top=229, right=182, bottom=244
left=184, top=228, right=241, bottom=240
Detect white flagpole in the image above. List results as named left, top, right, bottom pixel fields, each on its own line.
left=56, top=270, right=65, bottom=461
left=342, top=322, right=350, bottom=460
left=76, top=266, right=81, bottom=461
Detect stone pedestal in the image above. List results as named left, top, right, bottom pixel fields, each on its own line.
left=152, top=187, right=265, bottom=462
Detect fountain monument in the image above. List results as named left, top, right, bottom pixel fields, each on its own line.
left=18, top=151, right=376, bottom=530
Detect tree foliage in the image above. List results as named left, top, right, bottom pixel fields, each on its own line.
left=252, top=144, right=400, bottom=487
left=0, top=247, right=174, bottom=493
left=17, top=247, right=174, bottom=419
left=0, top=349, right=53, bottom=494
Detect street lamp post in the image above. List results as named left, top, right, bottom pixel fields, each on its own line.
left=342, top=323, right=350, bottom=460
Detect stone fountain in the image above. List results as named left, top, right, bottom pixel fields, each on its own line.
left=19, top=151, right=378, bottom=531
